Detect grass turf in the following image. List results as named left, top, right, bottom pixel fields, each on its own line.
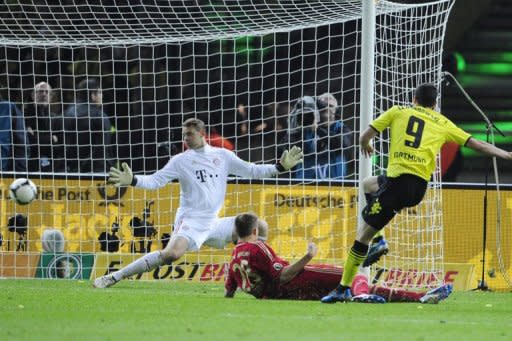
left=0, top=279, right=510, bottom=341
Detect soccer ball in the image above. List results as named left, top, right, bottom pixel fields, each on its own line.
left=9, top=178, right=38, bottom=205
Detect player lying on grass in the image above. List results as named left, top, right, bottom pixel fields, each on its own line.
left=225, top=213, right=452, bottom=303
left=93, top=118, right=302, bottom=288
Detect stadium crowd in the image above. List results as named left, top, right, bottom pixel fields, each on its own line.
left=0, top=81, right=354, bottom=179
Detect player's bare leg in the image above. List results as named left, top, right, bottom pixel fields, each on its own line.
left=93, top=236, right=189, bottom=288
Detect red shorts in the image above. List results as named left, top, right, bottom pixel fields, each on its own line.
left=277, top=264, right=342, bottom=300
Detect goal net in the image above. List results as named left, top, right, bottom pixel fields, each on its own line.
left=0, top=0, right=455, bottom=290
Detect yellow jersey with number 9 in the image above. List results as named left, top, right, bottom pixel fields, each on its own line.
left=370, top=105, right=471, bottom=181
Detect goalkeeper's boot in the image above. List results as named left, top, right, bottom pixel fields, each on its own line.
left=352, top=294, right=386, bottom=304
left=419, top=283, right=453, bottom=304
left=321, top=286, right=352, bottom=303
left=93, top=274, right=119, bottom=289
left=362, top=238, right=389, bottom=267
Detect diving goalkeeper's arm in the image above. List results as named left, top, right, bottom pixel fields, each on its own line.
left=108, top=162, right=136, bottom=187
left=275, top=145, right=304, bottom=172
left=108, top=145, right=303, bottom=188
left=220, top=145, right=303, bottom=179
left=108, top=157, right=179, bottom=189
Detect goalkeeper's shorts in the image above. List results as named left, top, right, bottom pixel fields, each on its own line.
left=172, top=214, right=235, bottom=251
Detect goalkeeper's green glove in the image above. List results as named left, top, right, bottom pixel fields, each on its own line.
left=276, top=146, right=303, bottom=172
left=108, top=162, right=136, bottom=187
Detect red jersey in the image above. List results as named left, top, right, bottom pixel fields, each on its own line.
left=225, top=241, right=289, bottom=299
left=226, top=243, right=426, bottom=301
left=225, top=241, right=344, bottom=300
left=279, top=264, right=342, bottom=300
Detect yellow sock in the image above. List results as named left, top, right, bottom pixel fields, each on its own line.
left=341, top=248, right=367, bottom=287
left=373, top=230, right=384, bottom=239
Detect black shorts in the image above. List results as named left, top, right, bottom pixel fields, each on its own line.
left=362, top=174, right=428, bottom=230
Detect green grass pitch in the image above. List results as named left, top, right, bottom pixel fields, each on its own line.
left=0, top=279, right=510, bottom=341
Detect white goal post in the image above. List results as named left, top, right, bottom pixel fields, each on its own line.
left=0, top=0, right=455, bottom=290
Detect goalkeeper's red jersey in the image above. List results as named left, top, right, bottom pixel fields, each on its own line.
left=225, top=241, right=343, bottom=300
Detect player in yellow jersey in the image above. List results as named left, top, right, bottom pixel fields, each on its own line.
left=322, top=83, right=512, bottom=303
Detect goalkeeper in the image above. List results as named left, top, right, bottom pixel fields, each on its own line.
left=94, top=118, right=302, bottom=288
left=225, top=213, right=451, bottom=304
left=322, top=83, right=512, bottom=303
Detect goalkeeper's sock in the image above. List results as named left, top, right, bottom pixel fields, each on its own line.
left=340, top=241, right=369, bottom=288
left=113, top=251, right=163, bottom=281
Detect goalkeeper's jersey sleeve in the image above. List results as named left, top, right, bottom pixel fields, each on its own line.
left=370, top=105, right=471, bottom=181
left=134, top=145, right=279, bottom=218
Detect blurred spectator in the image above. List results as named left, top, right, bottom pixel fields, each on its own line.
left=156, top=140, right=180, bottom=169
left=189, top=111, right=235, bottom=151
left=223, top=103, right=249, bottom=143
left=316, top=93, right=353, bottom=178
left=205, top=127, right=235, bottom=151
left=262, top=102, right=287, bottom=134
left=274, top=101, right=290, bottom=139
left=64, top=79, right=115, bottom=173
left=252, top=104, right=273, bottom=135
left=317, top=93, right=338, bottom=124
left=24, top=82, right=65, bottom=172
left=0, top=100, right=29, bottom=172
left=440, top=142, right=463, bottom=181
left=280, top=94, right=352, bottom=180
left=279, top=96, right=320, bottom=179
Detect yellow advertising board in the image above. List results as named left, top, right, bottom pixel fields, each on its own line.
left=0, top=178, right=510, bottom=290
left=0, top=178, right=358, bottom=259
left=444, top=263, right=475, bottom=291
left=92, top=252, right=474, bottom=291
left=93, top=252, right=231, bottom=282
left=372, top=263, right=474, bottom=291
left=0, top=178, right=177, bottom=254
left=0, top=252, right=40, bottom=278
left=442, top=188, right=512, bottom=292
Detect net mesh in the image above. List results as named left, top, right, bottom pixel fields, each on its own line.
left=0, top=0, right=462, bottom=290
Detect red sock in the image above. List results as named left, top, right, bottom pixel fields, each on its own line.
left=371, top=286, right=424, bottom=302
left=351, top=274, right=369, bottom=295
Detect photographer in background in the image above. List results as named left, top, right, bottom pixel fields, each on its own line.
left=280, top=94, right=352, bottom=180
left=279, top=96, right=319, bottom=179
left=316, top=93, right=353, bottom=179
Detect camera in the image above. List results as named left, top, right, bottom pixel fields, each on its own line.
left=7, top=214, right=28, bottom=251
left=8, top=214, right=27, bottom=234
left=129, top=201, right=157, bottom=253
left=98, top=218, right=120, bottom=253
left=291, top=96, right=318, bottom=127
